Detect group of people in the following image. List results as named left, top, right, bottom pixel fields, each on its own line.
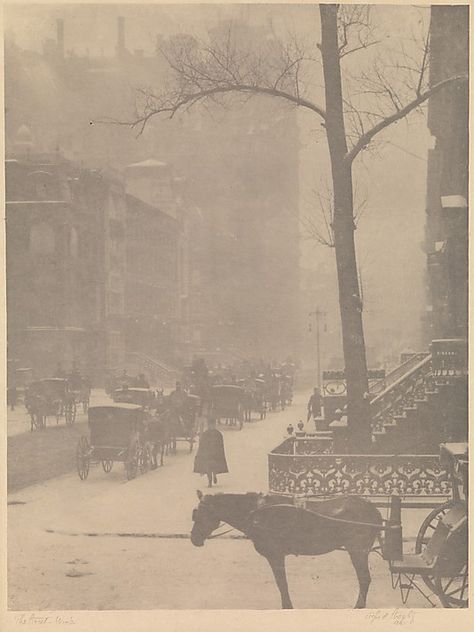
left=54, top=364, right=91, bottom=392
left=105, top=369, right=150, bottom=394
left=182, top=357, right=296, bottom=415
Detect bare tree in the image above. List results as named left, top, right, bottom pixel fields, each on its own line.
left=114, top=4, right=467, bottom=450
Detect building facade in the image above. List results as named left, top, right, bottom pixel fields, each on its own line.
left=5, top=152, right=128, bottom=381
left=423, top=5, right=468, bottom=342
left=124, top=192, right=182, bottom=365
left=5, top=14, right=302, bottom=368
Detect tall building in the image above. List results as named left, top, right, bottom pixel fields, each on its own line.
left=5, top=14, right=302, bottom=367
left=423, top=5, right=468, bottom=342
left=5, top=151, right=127, bottom=381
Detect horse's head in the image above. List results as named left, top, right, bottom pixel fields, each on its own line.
left=190, top=490, right=221, bottom=547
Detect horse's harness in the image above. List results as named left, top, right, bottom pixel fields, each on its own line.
left=193, top=499, right=397, bottom=540
left=192, top=507, right=236, bottom=540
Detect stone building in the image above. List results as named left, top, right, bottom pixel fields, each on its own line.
left=5, top=14, right=302, bottom=368
left=5, top=151, right=128, bottom=381
left=423, top=4, right=468, bottom=342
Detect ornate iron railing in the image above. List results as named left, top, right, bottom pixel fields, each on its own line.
left=268, top=439, right=451, bottom=500
left=370, top=354, right=433, bottom=432
left=373, top=352, right=430, bottom=397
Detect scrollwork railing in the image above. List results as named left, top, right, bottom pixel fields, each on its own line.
left=268, top=448, right=451, bottom=499
left=370, top=354, right=432, bottom=432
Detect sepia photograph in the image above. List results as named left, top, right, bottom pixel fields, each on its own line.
left=3, top=0, right=469, bottom=616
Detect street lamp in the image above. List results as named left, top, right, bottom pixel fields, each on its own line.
left=309, top=309, right=326, bottom=390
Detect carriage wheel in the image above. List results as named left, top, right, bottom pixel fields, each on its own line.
left=415, top=501, right=456, bottom=594
left=76, top=437, right=90, bottom=480
left=101, top=459, right=113, bottom=473
left=126, top=440, right=139, bottom=480
left=435, top=562, right=468, bottom=608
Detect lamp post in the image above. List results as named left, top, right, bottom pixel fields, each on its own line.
left=309, top=309, right=326, bottom=390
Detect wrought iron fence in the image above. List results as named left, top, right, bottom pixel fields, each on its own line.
left=268, top=440, right=451, bottom=501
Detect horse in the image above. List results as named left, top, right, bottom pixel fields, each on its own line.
left=190, top=491, right=383, bottom=609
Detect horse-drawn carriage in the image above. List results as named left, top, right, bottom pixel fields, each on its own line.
left=264, top=375, right=281, bottom=412
left=209, top=385, right=244, bottom=430
left=113, top=386, right=156, bottom=408
left=252, top=378, right=267, bottom=419
left=25, top=378, right=76, bottom=430
left=164, top=392, right=200, bottom=453
left=385, top=442, right=468, bottom=607
left=280, top=376, right=293, bottom=408
left=191, top=442, right=468, bottom=609
left=68, top=376, right=91, bottom=413
left=76, top=403, right=164, bottom=481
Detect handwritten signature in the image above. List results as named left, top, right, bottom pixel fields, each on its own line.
left=366, top=609, right=416, bottom=626
left=15, top=614, right=76, bottom=625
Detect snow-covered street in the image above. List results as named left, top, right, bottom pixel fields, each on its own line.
left=8, top=390, right=432, bottom=610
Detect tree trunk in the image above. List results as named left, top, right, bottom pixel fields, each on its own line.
left=320, top=4, right=371, bottom=451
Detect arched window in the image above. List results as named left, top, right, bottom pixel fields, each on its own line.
left=29, top=223, right=55, bottom=255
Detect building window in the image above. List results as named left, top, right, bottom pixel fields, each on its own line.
left=29, top=223, right=55, bottom=255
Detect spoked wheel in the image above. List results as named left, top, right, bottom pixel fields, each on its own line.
left=415, top=502, right=456, bottom=594
left=435, top=563, right=468, bottom=608
left=125, top=440, right=139, bottom=480
left=101, top=459, right=113, bottom=473
left=76, top=437, right=90, bottom=480
left=65, top=400, right=77, bottom=425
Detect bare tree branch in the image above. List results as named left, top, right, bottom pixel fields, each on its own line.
left=337, top=4, right=381, bottom=59
left=345, top=73, right=468, bottom=164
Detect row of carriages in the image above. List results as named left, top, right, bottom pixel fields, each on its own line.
left=76, top=376, right=293, bottom=482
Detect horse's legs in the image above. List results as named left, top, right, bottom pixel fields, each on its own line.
left=347, top=548, right=371, bottom=609
left=265, top=554, right=293, bottom=609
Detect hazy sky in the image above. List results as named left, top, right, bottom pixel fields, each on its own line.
left=5, top=3, right=429, bottom=55
left=5, top=2, right=432, bottom=352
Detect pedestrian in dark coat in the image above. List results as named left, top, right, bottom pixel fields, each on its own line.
left=307, top=387, right=322, bottom=421
left=194, top=419, right=228, bottom=488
